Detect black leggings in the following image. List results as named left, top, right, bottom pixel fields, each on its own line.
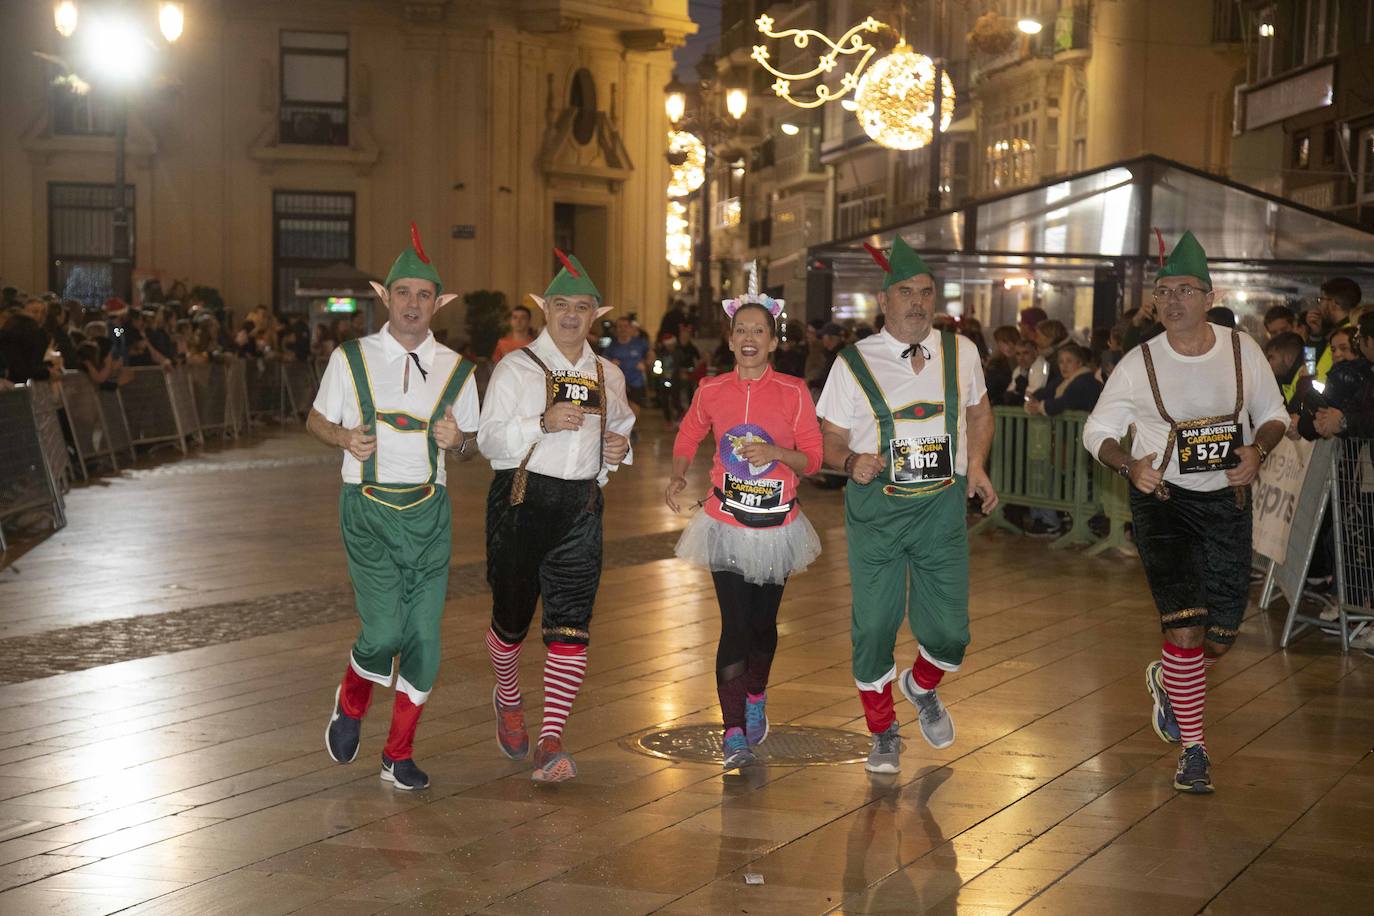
left=713, top=570, right=784, bottom=730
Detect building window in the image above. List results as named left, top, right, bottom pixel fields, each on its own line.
left=48, top=183, right=135, bottom=307
left=1323, top=123, right=1337, bottom=163
left=52, top=84, right=117, bottom=136
left=273, top=191, right=355, bottom=312
left=280, top=31, right=349, bottom=146
left=835, top=183, right=887, bottom=238
left=1294, top=132, right=1311, bottom=168
left=1301, top=0, right=1339, bottom=64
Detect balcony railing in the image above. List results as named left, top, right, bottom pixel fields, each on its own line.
left=1054, top=4, right=1091, bottom=55
left=714, top=196, right=742, bottom=229
left=769, top=192, right=825, bottom=261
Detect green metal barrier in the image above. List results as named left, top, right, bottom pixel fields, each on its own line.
left=970, top=407, right=1100, bottom=548
left=1084, top=433, right=1134, bottom=556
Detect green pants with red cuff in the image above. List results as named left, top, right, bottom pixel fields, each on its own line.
left=847, top=475, right=970, bottom=691
left=340, top=482, right=451, bottom=705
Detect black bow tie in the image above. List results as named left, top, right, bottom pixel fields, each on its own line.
left=407, top=352, right=428, bottom=382
left=900, top=342, right=932, bottom=360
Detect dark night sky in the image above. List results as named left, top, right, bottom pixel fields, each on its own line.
left=675, top=0, right=721, bottom=81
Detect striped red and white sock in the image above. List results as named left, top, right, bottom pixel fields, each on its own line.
left=539, top=642, right=588, bottom=743
left=485, top=628, right=523, bottom=707
left=1203, top=655, right=1217, bottom=671
left=1161, top=641, right=1206, bottom=748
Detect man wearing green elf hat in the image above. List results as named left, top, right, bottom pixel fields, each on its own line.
left=308, top=223, right=481, bottom=790
left=1085, top=230, right=1287, bottom=794
left=817, top=235, right=998, bottom=774
left=477, top=249, right=635, bottom=783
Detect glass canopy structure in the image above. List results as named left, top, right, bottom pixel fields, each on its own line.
left=807, top=155, right=1374, bottom=338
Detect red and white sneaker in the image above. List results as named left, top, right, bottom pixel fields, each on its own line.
left=530, top=736, right=578, bottom=783
left=493, top=687, right=529, bottom=759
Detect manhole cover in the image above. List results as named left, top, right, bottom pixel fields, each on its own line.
left=623, top=724, right=871, bottom=765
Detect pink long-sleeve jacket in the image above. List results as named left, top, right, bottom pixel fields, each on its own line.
left=673, top=366, right=824, bottom=528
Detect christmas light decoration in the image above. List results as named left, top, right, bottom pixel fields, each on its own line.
left=751, top=14, right=885, bottom=109
left=852, top=41, right=955, bottom=151
left=666, top=130, right=705, bottom=197
left=666, top=200, right=692, bottom=271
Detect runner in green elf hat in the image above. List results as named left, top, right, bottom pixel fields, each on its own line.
left=864, top=235, right=933, bottom=289
left=528, top=248, right=612, bottom=317
left=316, top=221, right=481, bottom=791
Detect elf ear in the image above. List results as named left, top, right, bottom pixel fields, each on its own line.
left=528, top=294, right=547, bottom=312
left=368, top=281, right=390, bottom=308
left=594, top=305, right=613, bottom=319
left=435, top=293, right=459, bottom=311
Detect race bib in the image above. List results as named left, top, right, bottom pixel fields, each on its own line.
left=722, top=473, right=784, bottom=511
left=890, top=435, right=953, bottom=484
left=1176, top=419, right=1242, bottom=474
left=548, top=370, right=602, bottom=411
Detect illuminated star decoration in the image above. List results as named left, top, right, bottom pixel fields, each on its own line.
left=752, top=15, right=884, bottom=109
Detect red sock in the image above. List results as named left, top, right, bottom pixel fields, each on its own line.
left=1203, top=655, right=1217, bottom=671
left=486, top=628, right=523, bottom=707
left=339, top=664, right=374, bottom=719
left=911, top=655, right=945, bottom=692
left=383, top=691, right=424, bottom=760
left=539, top=642, right=587, bottom=743
left=1161, top=641, right=1205, bottom=748
left=859, top=683, right=895, bottom=734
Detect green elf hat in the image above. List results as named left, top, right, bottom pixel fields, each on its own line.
left=1154, top=228, right=1211, bottom=290
left=383, top=223, right=443, bottom=295
left=543, top=248, right=601, bottom=301
left=863, top=235, right=933, bottom=289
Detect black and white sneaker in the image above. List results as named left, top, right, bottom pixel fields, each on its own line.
left=380, top=753, right=430, bottom=790
left=325, top=686, right=361, bottom=763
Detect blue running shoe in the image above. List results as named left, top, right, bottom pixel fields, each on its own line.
left=1174, top=744, right=1214, bottom=794
left=1146, top=661, right=1181, bottom=744
left=722, top=727, right=757, bottom=771
left=745, top=693, right=769, bottom=746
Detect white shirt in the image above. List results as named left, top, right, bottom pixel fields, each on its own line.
left=816, top=329, right=988, bottom=476
left=312, top=324, right=481, bottom=486
left=478, top=329, right=635, bottom=484
left=1082, top=323, right=1288, bottom=492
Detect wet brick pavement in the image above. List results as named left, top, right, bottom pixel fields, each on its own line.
left=0, top=528, right=682, bottom=685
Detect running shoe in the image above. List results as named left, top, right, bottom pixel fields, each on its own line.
left=865, top=721, right=902, bottom=774
left=325, top=686, right=361, bottom=764
left=531, top=736, right=578, bottom=783
left=722, top=727, right=757, bottom=771
left=380, top=754, right=430, bottom=790
left=744, top=693, right=769, bottom=746
left=898, top=669, right=956, bottom=749
left=1145, top=661, right=1181, bottom=744
left=1174, top=744, right=1214, bottom=794
left=493, top=687, right=529, bottom=759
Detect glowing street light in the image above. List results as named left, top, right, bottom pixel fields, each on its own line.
left=1017, top=18, right=1043, bottom=35
left=159, top=2, right=185, bottom=42
left=664, top=78, right=687, bottom=124
left=779, top=122, right=800, bottom=136
left=80, top=13, right=154, bottom=85
left=725, top=86, right=749, bottom=121
left=53, top=1, right=78, bottom=37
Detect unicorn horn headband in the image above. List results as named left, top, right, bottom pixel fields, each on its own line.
left=722, top=293, right=785, bottom=318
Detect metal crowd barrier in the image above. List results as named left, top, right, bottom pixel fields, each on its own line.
left=971, top=408, right=1100, bottom=548
left=224, top=356, right=250, bottom=436
left=54, top=372, right=119, bottom=479
left=98, top=387, right=137, bottom=462
left=0, top=387, right=66, bottom=552
left=28, top=380, right=72, bottom=492
left=1328, top=436, right=1374, bottom=650
left=1085, top=432, right=1133, bottom=556
left=120, top=366, right=197, bottom=455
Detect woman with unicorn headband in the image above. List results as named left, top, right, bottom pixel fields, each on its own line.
left=665, top=292, right=824, bottom=770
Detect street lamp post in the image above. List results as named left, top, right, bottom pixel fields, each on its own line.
left=665, top=60, right=748, bottom=317
left=51, top=1, right=184, bottom=302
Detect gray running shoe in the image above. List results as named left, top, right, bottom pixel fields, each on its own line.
left=865, top=721, right=902, bottom=774
left=1146, top=661, right=1181, bottom=744
left=1174, top=744, right=1214, bottom=794
left=899, top=669, right=956, bottom=749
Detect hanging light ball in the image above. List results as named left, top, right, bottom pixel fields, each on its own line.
left=666, top=130, right=705, bottom=197
left=852, top=41, right=955, bottom=151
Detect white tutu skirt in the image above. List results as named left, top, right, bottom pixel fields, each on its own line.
left=674, top=510, right=822, bottom=586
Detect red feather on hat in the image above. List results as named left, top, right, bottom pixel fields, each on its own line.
left=410, top=222, right=431, bottom=264
left=862, top=242, right=892, bottom=274
left=553, top=247, right=581, bottom=278
left=1153, top=227, right=1165, bottom=268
